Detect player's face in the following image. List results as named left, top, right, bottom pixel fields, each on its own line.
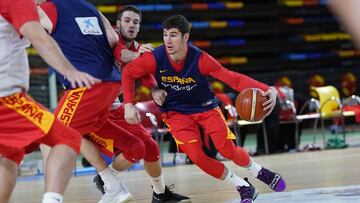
left=117, top=11, right=140, bottom=41
left=163, top=28, right=189, bottom=55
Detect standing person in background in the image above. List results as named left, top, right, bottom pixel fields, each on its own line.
left=0, top=0, right=100, bottom=202
left=36, top=0, right=142, bottom=202
left=93, top=5, right=191, bottom=203
left=122, top=15, right=286, bottom=203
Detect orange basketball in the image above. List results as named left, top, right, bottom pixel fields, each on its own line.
left=235, top=88, right=267, bottom=122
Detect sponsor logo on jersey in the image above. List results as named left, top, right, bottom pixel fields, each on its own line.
left=0, top=93, right=54, bottom=134
left=57, top=88, right=86, bottom=126
left=75, top=17, right=103, bottom=35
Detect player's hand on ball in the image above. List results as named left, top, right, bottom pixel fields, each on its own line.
left=124, top=103, right=142, bottom=124
left=262, top=87, right=277, bottom=116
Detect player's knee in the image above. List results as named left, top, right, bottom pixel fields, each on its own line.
left=235, top=147, right=251, bottom=167
left=217, top=146, right=235, bottom=160
left=68, top=131, right=82, bottom=153
left=180, top=143, right=210, bottom=164
left=48, top=119, right=81, bottom=154
left=219, top=141, right=250, bottom=167
left=1, top=149, right=25, bottom=166
left=58, top=127, right=81, bottom=154
left=186, top=150, right=206, bottom=164
left=131, top=141, right=146, bottom=161
left=144, top=139, right=160, bottom=162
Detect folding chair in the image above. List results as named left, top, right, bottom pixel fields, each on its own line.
left=311, top=86, right=348, bottom=148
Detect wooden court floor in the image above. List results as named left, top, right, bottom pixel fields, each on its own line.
left=11, top=147, right=360, bottom=203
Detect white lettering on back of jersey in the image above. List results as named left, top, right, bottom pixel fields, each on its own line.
left=75, top=17, right=103, bottom=35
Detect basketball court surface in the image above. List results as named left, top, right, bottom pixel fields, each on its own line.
left=11, top=147, right=360, bottom=203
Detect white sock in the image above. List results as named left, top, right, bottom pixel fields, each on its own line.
left=247, top=158, right=262, bottom=177
left=224, top=171, right=250, bottom=187
left=99, top=167, right=116, bottom=191
left=151, top=175, right=166, bottom=194
left=110, top=164, right=121, bottom=175
left=42, top=192, right=63, bottom=203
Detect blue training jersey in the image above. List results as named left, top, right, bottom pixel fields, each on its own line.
left=154, top=44, right=217, bottom=114
left=50, top=0, right=120, bottom=89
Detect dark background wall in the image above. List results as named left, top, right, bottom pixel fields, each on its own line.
left=28, top=0, right=360, bottom=107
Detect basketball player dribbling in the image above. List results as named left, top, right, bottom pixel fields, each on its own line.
left=121, top=15, right=286, bottom=203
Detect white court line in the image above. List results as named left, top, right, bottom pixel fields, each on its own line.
left=227, top=184, right=360, bottom=203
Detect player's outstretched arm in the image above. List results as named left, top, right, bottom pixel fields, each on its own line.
left=20, top=21, right=101, bottom=88
left=199, top=51, right=276, bottom=116
left=99, top=11, right=119, bottom=48
left=119, top=43, right=154, bottom=64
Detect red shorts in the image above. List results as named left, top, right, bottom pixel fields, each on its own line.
left=162, top=107, right=236, bottom=149
left=54, top=82, right=121, bottom=134
left=0, top=93, right=81, bottom=165
left=110, top=105, right=152, bottom=143
left=86, top=119, right=142, bottom=161
left=108, top=105, right=160, bottom=162
left=54, top=82, right=146, bottom=160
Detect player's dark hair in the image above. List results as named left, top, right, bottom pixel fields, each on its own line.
left=117, top=5, right=142, bottom=22
left=162, top=15, right=190, bottom=35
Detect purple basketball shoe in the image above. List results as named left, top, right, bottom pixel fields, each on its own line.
left=236, top=178, right=258, bottom=203
left=257, top=167, right=286, bottom=192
